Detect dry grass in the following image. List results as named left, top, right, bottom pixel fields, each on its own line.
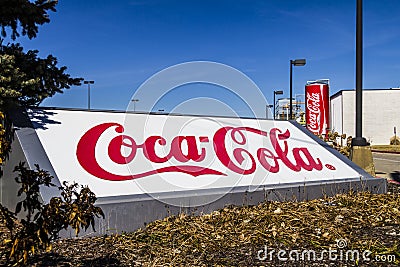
left=1, top=184, right=400, bottom=266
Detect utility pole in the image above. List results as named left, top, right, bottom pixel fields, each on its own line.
left=352, top=0, right=367, bottom=146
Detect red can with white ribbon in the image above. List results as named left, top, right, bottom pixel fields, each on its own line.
left=305, top=81, right=329, bottom=135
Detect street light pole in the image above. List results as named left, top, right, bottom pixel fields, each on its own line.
left=348, top=0, right=374, bottom=176
left=289, top=59, right=306, bottom=120
left=290, top=62, right=293, bottom=120
left=352, top=0, right=367, bottom=146
left=83, top=80, right=94, bottom=110
left=131, top=99, right=139, bottom=112
left=273, top=90, right=283, bottom=120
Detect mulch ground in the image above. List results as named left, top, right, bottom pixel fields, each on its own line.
left=1, top=182, right=400, bottom=266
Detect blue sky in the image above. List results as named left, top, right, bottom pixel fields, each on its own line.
left=17, top=0, right=400, bottom=117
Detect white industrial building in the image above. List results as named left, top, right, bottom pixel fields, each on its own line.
left=330, top=88, right=400, bottom=145
left=275, top=98, right=304, bottom=120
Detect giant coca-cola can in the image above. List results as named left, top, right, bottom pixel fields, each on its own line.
left=305, top=80, right=329, bottom=135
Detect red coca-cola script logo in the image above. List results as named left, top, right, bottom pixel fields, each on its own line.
left=76, top=123, right=335, bottom=181
left=306, top=92, right=323, bottom=133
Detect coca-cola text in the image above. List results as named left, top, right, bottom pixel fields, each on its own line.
left=76, top=123, right=334, bottom=181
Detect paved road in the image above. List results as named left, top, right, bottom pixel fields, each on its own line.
left=373, top=152, right=400, bottom=178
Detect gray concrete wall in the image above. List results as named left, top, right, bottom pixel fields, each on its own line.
left=0, top=132, right=27, bottom=212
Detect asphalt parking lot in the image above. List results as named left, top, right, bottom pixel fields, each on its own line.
left=373, top=152, right=400, bottom=179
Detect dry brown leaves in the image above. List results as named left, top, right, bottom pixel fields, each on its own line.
left=108, top=186, right=400, bottom=266
left=1, top=185, right=400, bottom=266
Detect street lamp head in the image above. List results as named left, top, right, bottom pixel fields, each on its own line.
left=274, top=90, right=284, bottom=95
left=84, top=80, right=94, bottom=84
left=291, top=59, right=306, bottom=66
left=131, top=99, right=139, bottom=102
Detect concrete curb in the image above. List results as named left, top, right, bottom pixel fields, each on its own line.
left=371, top=150, right=400, bottom=154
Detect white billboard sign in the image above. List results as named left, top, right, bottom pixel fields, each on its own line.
left=27, top=109, right=362, bottom=200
